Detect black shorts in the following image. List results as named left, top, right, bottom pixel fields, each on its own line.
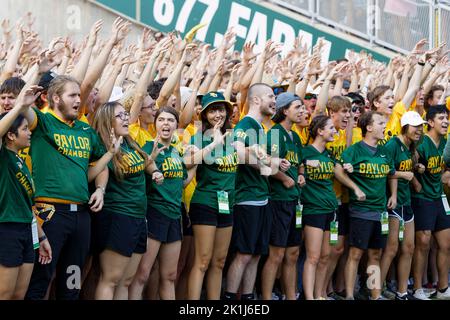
left=231, top=203, right=272, bottom=255
left=147, top=206, right=182, bottom=243
left=0, top=222, right=35, bottom=267
left=269, top=200, right=302, bottom=248
left=388, top=205, right=414, bottom=223
left=189, top=202, right=233, bottom=228
left=348, top=217, right=387, bottom=250
left=92, top=210, right=147, bottom=257
left=303, top=212, right=335, bottom=231
left=412, top=197, right=450, bottom=232
left=181, top=204, right=193, bottom=236
left=337, top=204, right=349, bottom=235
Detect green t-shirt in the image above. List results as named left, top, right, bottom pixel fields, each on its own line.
left=412, top=135, right=445, bottom=201
left=189, top=132, right=237, bottom=211
left=384, top=137, right=413, bottom=207
left=103, top=140, right=147, bottom=218
left=341, top=141, right=395, bottom=212
left=30, top=109, right=104, bottom=203
left=234, top=116, right=270, bottom=203
left=146, top=142, right=187, bottom=219
left=0, top=147, right=34, bottom=223
left=300, top=145, right=338, bottom=215
left=267, top=123, right=302, bottom=201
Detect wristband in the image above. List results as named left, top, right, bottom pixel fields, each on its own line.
left=39, top=235, right=47, bottom=243
left=96, top=186, right=106, bottom=194
left=418, top=61, right=426, bottom=66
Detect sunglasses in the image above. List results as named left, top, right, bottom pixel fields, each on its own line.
left=304, top=94, right=317, bottom=100
left=273, top=87, right=287, bottom=95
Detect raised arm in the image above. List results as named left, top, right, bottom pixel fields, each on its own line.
left=80, top=18, right=130, bottom=110
left=70, top=20, right=103, bottom=83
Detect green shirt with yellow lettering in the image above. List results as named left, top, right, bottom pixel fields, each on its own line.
left=412, top=135, right=445, bottom=201
left=0, top=147, right=34, bottom=223
left=233, top=116, right=270, bottom=203
left=146, top=142, right=187, bottom=219
left=30, top=109, right=105, bottom=204
left=384, top=137, right=413, bottom=207
left=189, top=132, right=237, bottom=211
left=267, top=123, right=302, bottom=201
left=341, top=141, right=395, bottom=213
left=300, top=145, right=338, bottom=215
left=103, top=140, right=147, bottom=218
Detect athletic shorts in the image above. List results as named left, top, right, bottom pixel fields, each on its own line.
left=412, top=197, right=450, bottom=232
left=0, top=222, right=35, bottom=267
left=348, top=217, right=387, bottom=250
left=231, top=204, right=272, bottom=255
left=303, top=212, right=335, bottom=231
left=147, top=206, right=182, bottom=243
left=189, top=202, right=233, bottom=228
left=337, top=203, right=350, bottom=235
left=93, top=210, right=147, bottom=257
left=388, top=205, right=414, bottom=223
left=269, top=200, right=302, bottom=248
left=181, top=204, right=193, bottom=236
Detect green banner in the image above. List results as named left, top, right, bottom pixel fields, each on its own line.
left=95, top=0, right=389, bottom=62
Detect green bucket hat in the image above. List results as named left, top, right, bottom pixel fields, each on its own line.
left=200, top=91, right=233, bottom=113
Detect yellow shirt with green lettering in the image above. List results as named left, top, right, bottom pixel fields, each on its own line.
left=326, top=129, right=347, bottom=201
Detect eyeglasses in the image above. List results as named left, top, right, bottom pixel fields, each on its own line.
left=142, top=103, right=157, bottom=111
left=304, top=94, right=317, bottom=100
left=115, top=112, right=130, bottom=121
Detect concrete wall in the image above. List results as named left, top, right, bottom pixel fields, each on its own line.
left=0, top=0, right=145, bottom=47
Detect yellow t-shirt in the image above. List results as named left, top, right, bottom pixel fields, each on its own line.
left=181, top=123, right=199, bottom=212
left=446, top=96, right=450, bottom=110
left=352, top=127, right=363, bottom=144
left=326, top=129, right=347, bottom=201
left=383, top=101, right=408, bottom=144
left=292, top=125, right=310, bottom=145
left=129, top=123, right=154, bottom=148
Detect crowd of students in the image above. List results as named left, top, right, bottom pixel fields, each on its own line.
left=0, top=13, right=449, bottom=300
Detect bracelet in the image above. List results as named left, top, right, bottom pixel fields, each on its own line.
left=151, top=169, right=162, bottom=175
left=39, top=235, right=47, bottom=243
left=96, top=185, right=106, bottom=194
left=418, top=61, right=426, bottom=66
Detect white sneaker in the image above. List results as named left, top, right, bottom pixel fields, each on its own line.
left=413, top=288, right=431, bottom=300
left=436, top=287, right=450, bottom=300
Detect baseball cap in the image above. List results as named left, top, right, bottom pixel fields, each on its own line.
left=275, top=92, right=300, bottom=112
left=38, top=71, right=58, bottom=91
left=401, top=111, right=427, bottom=127
left=200, top=91, right=232, bottom=113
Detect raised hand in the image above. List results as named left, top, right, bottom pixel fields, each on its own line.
left=150, top=135, right=168, bottom=161
left=37, top=49, right=59, bottom=74
left=411, top=38, right=428, bottom=55
left=15, top=85, right=42, bottom=112
left=88, top=19, right=103, bottom=47
left=242, top=42, right=258, bottom=63
left=212, top=122, right=230, bottom=146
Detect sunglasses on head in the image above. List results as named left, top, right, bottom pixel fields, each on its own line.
left=273, top=87, right=286, bottom=95
left=304, top=94, right=317, bottom=100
